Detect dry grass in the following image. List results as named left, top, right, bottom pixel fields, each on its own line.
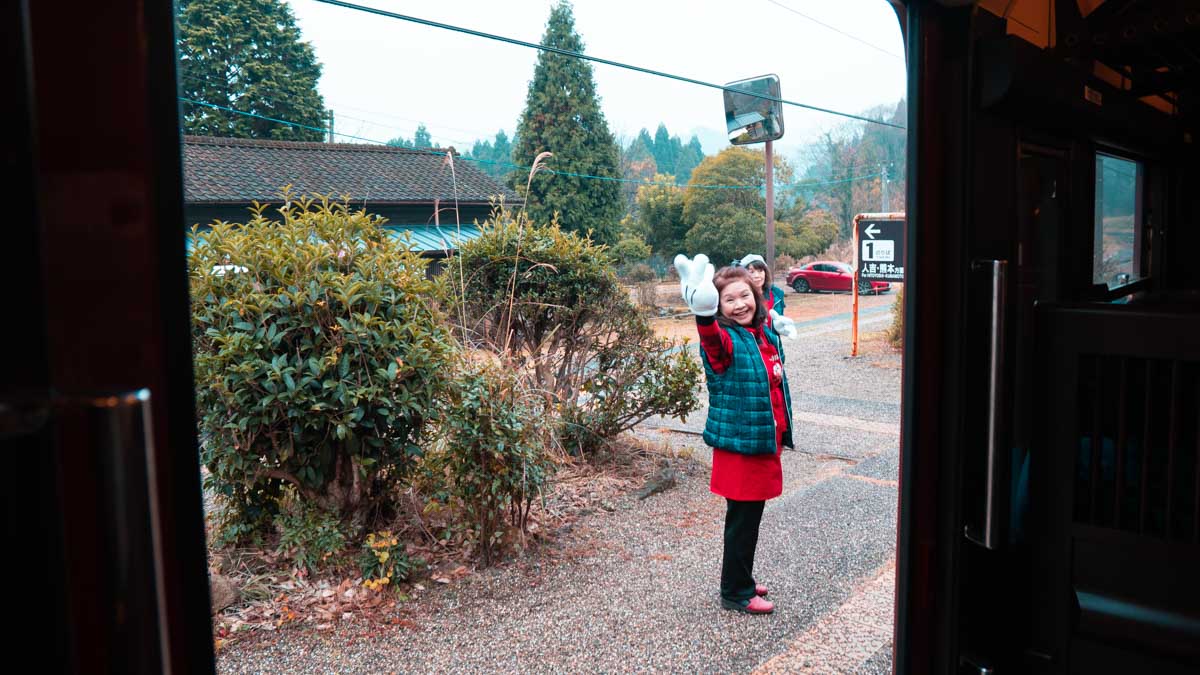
left=856, top=330, right=903, bottom=368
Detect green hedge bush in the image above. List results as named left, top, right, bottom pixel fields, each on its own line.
left=449, top=206, right=701, bottom=455
left=189, top=195, right=458, bottom=542
left=421, top=360, right=552, bottom=563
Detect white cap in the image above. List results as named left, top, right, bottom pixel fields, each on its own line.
left=739, top=253, right=766, bottom=268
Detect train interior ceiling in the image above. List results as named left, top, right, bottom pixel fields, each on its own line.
left=971, top=0, right=1200, bottom=302
left=960, top=3, right=1200, bottom=287
left=942, top=0, right=1200, bottom=672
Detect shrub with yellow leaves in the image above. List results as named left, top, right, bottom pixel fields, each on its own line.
left=358, top=530, right=416, bottom=590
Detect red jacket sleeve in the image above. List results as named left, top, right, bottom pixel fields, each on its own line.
left=695, top=316, right=732, bottom=374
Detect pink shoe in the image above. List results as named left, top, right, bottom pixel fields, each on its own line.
left=755, top=584, right=769, bottom=597
left=721, top=595, right=775, bottom=614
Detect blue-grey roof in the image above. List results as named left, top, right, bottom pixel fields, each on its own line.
left=183, top=136, right=520, bottom=204
left=385, top=224, right=482, bottom=253
left=186, top=224, right=483, bottom=255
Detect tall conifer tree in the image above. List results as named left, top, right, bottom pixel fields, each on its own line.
left=177, top=0, right=327, bottom=141
left=511, top=2, right=621, bottom=245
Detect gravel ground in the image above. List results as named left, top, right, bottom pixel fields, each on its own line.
left=849, top=450, right=901, bottom=483
left=859, top=643, right=895, bottom=674
left=216, top=326, right=902, bottom=674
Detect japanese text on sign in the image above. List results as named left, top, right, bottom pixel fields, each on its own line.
left=856, top=218, right=906, bottom=282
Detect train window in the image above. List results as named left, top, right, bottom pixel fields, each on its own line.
left=1093, top=153, right=1143, bottom=289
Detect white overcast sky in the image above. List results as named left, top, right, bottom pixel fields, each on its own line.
left=287, top=0, right=906, bottom=161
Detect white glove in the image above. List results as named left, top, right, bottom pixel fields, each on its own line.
left=673, top=254, right=718, bottom=317
left=770, top=310, right=797, bottom=339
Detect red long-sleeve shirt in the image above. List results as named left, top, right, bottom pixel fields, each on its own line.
left=696, top=317, right=787, bottom=501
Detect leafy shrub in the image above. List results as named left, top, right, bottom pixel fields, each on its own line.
left=274, top=493, right=346, bottom=572
left=359, top=531, right=416, bottom=590
left=609, top=232, right=652, bottom=265
left=645, top=254, right=675, bottom=280
left=887, top=286, right=905, bottom=349
left=450, top=206, right=702, bottom=456
left=774, top=253, right=797, bottom=275
left=635, top=282, right=659, bottom=309
left=559, top=309, right=700, bottom=454
left=206, top=478, right=285, bottom=548
left=782, top=209, right=839, bottom=259
left=422, top=360, right=552, bottom=563
left=624, top=262, right=657, bottom=283
left=189, top=195, right=459, bottom=543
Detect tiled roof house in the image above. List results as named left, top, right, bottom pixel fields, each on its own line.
left=182, top=135, right=520, bottom=255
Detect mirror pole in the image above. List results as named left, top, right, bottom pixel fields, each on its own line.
left=765, top=139, right=775, bottom=268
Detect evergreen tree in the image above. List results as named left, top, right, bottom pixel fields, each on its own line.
left=177, top=0, right=327, bottom=141
left=492, top=130, right=514, bottom=170
left=636, top=124, right=705, bottom=183
left=387, top=123, right=433, bottom=149
left=675, top=136, right=706, bottom=183
left=413, top=124, right=433, bottom=149
left=511, top=1, right=622, bottom=245
left=636, top=129, right=655, bottom=156
left=619, top=132, right=658, bottom=210
left=465, top=129, right=515, bottom=181
left=651, top=124, right=677, bottom=176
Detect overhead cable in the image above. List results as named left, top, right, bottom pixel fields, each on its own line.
left=311, top=0, right=905, bottom=130
left=763, top=0, right=903, bottom=60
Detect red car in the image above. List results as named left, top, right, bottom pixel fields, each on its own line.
left=786, top=261, right=891, bottom=295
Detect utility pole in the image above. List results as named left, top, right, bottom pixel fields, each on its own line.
left=327, top=110, right=335, bottom=143
left=881, top=163, right=889, bottom=212
left=765, top=140, right=775, bottom=268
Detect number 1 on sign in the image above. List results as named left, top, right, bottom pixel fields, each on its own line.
left=862, top=239, right=895, bottom=262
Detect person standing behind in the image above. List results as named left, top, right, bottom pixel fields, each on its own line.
left=740, top=254, right=786, bottom=316
left=674, top=253, right=796, bottom=614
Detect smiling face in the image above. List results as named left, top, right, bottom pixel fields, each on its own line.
left=746, top=265, right=766, bottom=290
left=719, top=280, right=758, bottom=326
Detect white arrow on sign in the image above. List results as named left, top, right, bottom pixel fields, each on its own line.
left=863, top=223, right=880, bottom=239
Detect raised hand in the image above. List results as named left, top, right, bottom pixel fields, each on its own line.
left=770, top=310, right=797, bottom=339
left=673, top=253, right=718, bottom=317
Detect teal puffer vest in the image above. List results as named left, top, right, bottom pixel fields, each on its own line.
left=700, top=323, right=794, bottom=455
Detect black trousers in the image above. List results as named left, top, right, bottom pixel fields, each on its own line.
left=721, top=498, right=766, bottom=603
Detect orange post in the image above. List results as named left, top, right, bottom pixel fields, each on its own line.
left=851, top=214, right=861, bottom=357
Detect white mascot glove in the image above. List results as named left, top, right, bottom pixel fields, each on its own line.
left=770, top=309, right=797, bottom=339
left=673, top=253, right=718, bottom=317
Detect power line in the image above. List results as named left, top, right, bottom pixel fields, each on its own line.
left=311, top=0, right=905, bottom=130
left=183, top=71, right=714, bottom=156
left=763, top=0, right=904, bottom=60
left=178, top=71, right=496, bottom=145
left=182, top=97, right=887, bottom=191
left=180, top=97, right=382, bottom=144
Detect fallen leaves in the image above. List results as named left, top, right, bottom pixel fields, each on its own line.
left=206, top=434, right=700, bottom=652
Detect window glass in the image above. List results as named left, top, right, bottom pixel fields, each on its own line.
left=1094, top=154, right=1142, bottom=289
